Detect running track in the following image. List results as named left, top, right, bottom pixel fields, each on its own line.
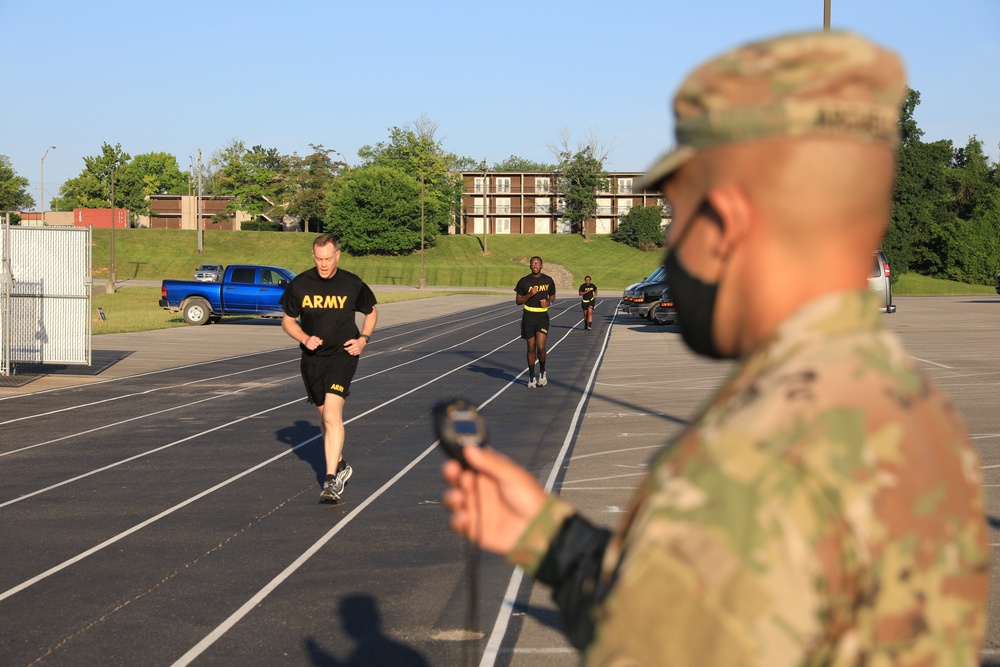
left=0, top=299, right=616, bottom=667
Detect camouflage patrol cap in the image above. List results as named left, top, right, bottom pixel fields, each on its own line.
left=638, top=31, right=907, bottom=192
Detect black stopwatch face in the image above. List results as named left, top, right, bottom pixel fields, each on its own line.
left=432, top=399, right=487, bottom=466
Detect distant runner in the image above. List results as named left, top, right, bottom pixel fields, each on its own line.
left=514, top=256, right=555, bottom=388
left=578, top=276, right=597, bottom=331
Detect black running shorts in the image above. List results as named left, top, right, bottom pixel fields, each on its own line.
left=521, top=310, right=550, bottom=340
left=300, top=353, right=360, bottom=404
left=581, top=299, right=595, bottom=311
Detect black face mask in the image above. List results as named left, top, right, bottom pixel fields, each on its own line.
left=663, top=199, right=725, bottom=359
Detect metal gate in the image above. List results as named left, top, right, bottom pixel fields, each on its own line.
left=0, top=220, right=92, bottom=375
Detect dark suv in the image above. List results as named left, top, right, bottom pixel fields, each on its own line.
left=623, top=270, right=670, bottom=321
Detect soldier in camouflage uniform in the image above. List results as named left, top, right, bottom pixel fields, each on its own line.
left=443, top=31, right=989, bottom=666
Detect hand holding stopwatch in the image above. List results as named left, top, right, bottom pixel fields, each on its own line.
left=432, top=399, right=487, bottom=467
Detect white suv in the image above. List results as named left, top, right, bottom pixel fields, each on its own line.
left=868, top=250, right=895, bottom=313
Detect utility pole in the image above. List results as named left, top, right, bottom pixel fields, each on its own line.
left=419, top=173, right=426, bottom=288
left=197, top=149, right=204, bottom=255
left=824, top=0, right=831, bottom=30
left=40, top=146, right=56, bottom=227
left=106, top=169, right=116, bottom=294
left=482, top=158, right=488, bottom=255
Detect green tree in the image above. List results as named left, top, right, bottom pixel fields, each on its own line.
left=207, top=140, right=291, bottom=221
left=886, top=89, right=952, bottom=277
left=52, top=142, right=131, bottom=212
left=888, top=90, right=1000, bottom=285
left=0, top=155, right=35, bottom=215
left=557, top=147, right=608, bottom=241
left=493, top=155, right=556, bottom=171
left=357, top=115, right=467, bottom=239
left=324, top=165, right=435, bottom=254
left=612, top=204, right=666, bottom=250
left=939, top=136, right=1000, bottom=284
left=286, top=145, right=345, bottom=233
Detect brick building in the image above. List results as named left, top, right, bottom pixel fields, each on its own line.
left=140, top=195, right=249, bottom=231
left=459, top=171, right=667, bottom=236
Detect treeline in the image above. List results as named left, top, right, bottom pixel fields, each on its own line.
left=2, top=94, right=997, bottom=280
left=887, top=90, right=1000, bottom=284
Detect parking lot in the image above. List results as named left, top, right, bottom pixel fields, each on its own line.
left=0, top=293, right=998, bottom=665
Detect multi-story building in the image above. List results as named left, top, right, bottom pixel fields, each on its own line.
left=458, top=171, right=668, bottom=236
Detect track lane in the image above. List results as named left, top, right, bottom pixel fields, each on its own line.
left=0, top=300, right=611, bottom=667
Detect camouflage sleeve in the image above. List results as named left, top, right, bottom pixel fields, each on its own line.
left=506, top=495, right=578, bottom=575
left=582, top=460, right=834, bottom=667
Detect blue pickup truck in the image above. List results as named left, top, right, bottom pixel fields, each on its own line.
left=159, top=264, right=296, bottom=325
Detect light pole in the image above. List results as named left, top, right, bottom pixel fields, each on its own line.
left=40, top=146, right=56, bottom=226
left=106, top=169, right=117, bottom=294
left=482, top=158, right=488, bottom=255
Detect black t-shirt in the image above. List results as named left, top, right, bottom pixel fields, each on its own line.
left=579, top=282, right=597, bottom=304
left=281, top=267, right=377, bottom=357
left=515, top=273, right=556, bottom=310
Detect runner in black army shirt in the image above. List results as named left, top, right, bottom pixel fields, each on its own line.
left=578, top=276, right=597, bottom=331
left=281, top=234, right=377, bottom=502
left=514, top=256, right=555, bottom=388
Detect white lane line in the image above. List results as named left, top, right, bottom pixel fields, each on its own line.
left=0, top=374, right=300, bottom=458
left=170, top=439, right=442, bottom=667
left=1, top=308, right=522, bottom=457
left=0, top=358, right=298, bottom=426
left=909, top=355, right=954, bottom=370
left=0, top=326, right=528, bottom=602
left=0, top=404, right=314, bottom=603
left=170, top=339, right=545, bottom=665
left=172, top=303, right=597, bottom=665
left=560, top=486, right=643, bottom=492
left=560, top=472, right=648, bottom=486
left=479, top=308, right=618, bottom=667
left=0, top=347, right=295, bottom=404
left=0, top=314, right=521, bottom=506
left=0, top=304, right=517, bottom=421
left=0, top=387, right=301, bottom=511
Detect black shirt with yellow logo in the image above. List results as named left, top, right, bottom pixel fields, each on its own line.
left=515, top=273, right=556, bottom=311
left=281, top=267, right=377, bottom=357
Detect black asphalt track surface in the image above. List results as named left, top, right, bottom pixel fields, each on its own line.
left=0, top=299, right=615, bottom=667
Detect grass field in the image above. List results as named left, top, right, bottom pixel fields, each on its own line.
left=84, top=228, right=996, bottom=335
left=893, top=272, right=996, bottom=296
left=91, top=229, right=664, bottom=291
left=90, top=286, right=503, bottom=335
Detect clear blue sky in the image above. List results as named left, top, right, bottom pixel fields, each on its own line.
left=4, top=0, right=998, bottom=210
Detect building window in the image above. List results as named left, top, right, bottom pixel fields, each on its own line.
left=472, top=217, right=484, bottom=234
left=535, top=218, right=550, bottom=234
left=496, top=177, right=511, bottom=193
left=496, top=198, right=511, bottom=214
left=535, top=177, right=550, bottom=193
left=474, top=177, right=486, bottom=194
left=596, top=198, right=611, bottom=215
left=596, top=218, right=612, bottom=234
left=618, top=178, right=633, bottom=194
left=535, top=197, right=550, bottom=214
left=618, top=198, right=633, bottom=215
left=496, top=218, right=511, bottom=234
left=473, top=197, right=487, bottom=215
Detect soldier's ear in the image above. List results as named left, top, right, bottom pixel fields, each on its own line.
left=704, top=185, right=751, bottom=260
